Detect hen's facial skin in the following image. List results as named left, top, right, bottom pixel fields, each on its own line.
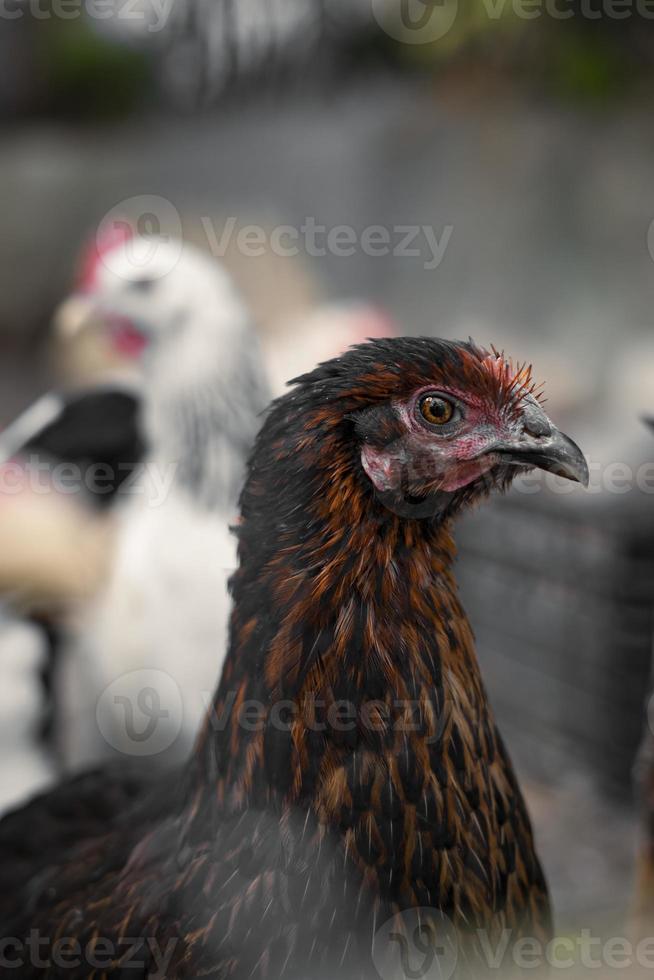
left=358, top=376, right=588, bottom=517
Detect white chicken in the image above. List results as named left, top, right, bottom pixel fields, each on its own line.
left=0, top=228, right=395, bottom=786
left=55, top=234, right=270, bottom=770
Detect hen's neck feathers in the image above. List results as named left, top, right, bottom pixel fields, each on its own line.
left=187, top=343, right=548, bottom=939
left=192, top=377, right=486, bottom=803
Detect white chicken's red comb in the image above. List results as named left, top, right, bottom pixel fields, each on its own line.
left=76, top=221, right=134, bottom=291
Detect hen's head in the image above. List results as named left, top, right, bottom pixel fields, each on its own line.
left=283, top=336, right=587, bottom=521
left=81, top=234, right=249, bottom=358
left=55, top=232, right=251, bottom=374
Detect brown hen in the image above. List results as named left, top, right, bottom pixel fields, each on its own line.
left=0, top=337, right=589, bottom=979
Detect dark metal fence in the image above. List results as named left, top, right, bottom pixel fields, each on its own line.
left=458, top=487, right=654, bottom=796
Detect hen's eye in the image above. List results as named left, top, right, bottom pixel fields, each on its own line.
left=419, top=394, right=455, bottom=426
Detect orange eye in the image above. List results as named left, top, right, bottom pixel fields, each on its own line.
left=419, top=394, right=454, bottom=426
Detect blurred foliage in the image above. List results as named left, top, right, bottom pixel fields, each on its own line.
left=2, top=0, right=653, bottom=119
left=369, top=0, right=649, bottom=102
left=36, top=19, right=151, bottom=118
left=548, top=31, right=632, bottom=101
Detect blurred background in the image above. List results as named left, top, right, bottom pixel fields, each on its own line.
left=1, top=0, right=654, bottom=942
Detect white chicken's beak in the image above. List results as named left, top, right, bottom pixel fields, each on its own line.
left=52, top=293, right=98, bottom=341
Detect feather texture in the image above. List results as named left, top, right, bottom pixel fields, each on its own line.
left=0, top=337, right=554, bottom=978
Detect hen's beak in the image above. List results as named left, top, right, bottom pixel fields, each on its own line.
left=491, top=400, right=589, bottom=487
left=52, top=294, right=98, bottom=341
left=496, top=428, right=589, bottom=486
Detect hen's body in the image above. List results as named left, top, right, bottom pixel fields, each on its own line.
left=0, top=339, right=560, bottom=979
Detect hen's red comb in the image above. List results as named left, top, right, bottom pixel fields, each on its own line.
left=479, top=345, right=546, bottom=411
left=76, top=221, right=134, bottom=291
